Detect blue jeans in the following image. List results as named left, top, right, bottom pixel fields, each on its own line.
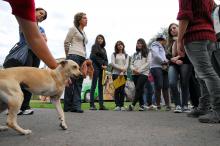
left=90, top=65, right=104, bottom=107
left=185, top=41, right=220, bottom=111
left=143, top=78, right=154, bottom=106
left=64, top=54, right=85, bottom=111
left=168, top=64, right=192, bottom=107
left=150, top=68, right=170, bottom=107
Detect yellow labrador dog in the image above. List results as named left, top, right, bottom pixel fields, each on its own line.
left=0, top=60, right=81, bottom=135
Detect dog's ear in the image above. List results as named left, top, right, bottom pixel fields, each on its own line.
left=59, top=60, right=68, bottom=67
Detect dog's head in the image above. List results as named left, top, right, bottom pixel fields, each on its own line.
left=57, top=60, right=81, bottom=79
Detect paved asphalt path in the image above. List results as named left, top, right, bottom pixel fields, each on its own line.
left=0, top=108, right=220, bottom=146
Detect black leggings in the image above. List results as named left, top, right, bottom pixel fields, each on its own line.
left=132, top=74, right=148, bottom=106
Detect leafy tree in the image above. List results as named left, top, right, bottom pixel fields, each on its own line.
left=147, top=27, right=168, bottom=47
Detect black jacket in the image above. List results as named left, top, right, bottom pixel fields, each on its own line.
left=90, top=44, right=108, bottom=69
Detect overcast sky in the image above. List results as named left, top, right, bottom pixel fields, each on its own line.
left=1, top=0, right=219, bottom=66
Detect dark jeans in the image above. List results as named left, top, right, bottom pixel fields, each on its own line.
left=143, top=78, right=154, bottom=106
left=90, top=65, right=104, bottom=107
left=112, top=74, right=127, bottom=107
left=211, top=48, right=220, bottom=77
left=132, top=74, right=147, bottom=107
left=185, top=41, right=220, bottom=111
left=4, top=50, right=40, bottom=111
left=189, top=68, right=201, bottom=107
left=150, top=68, right=170, bottom=107
left=168, top=64, right=192, bottom=107
left=64, top=54, right=85, bottom=111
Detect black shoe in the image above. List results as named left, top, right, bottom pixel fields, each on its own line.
left=64, top=110, right=69, bottom=112
left=22, top=109, right=34, bottom=115
left=89, top=106, right=97, bottom=110
left=64, top=108, right=71, bottom=112
left=198, top=110, right=220, bottom=123
left=70, top=109, right=84, bottom=113
left=157, top=106, right=161, bottom=110
left=99, top=106, right=108, bottom=110
left=128, top=105, right=134, bottom=111
left=187, top=107, right=208, bottom=118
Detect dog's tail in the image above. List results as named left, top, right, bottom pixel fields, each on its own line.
left=81, top=59, right=94, bottom=79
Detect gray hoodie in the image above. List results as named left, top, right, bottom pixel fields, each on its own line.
left=150, top=41, right=168, bottom=68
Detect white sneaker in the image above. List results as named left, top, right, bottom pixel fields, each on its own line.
left=146, top=105, right=157, bottom=110
left=182, top=106, right=191, bottom=113
left=138, top=106, right=146, bottom=111
left=114, top=106, right=121, bottom=111
left=22, top=109, right=34, bottom=115
left=120, top=106, right=126, bottom=111
left=17, top=110, right=24, bottom=115
left=174, top=105, right=182, bottom=113
left=4, top=109, right=26, bottom=115
left=4, top=109, right=8, bottom=115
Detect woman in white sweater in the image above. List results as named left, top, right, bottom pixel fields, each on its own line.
left=111, top=41, right=129, bottom=111
left=63, top=12, right=88, bottom=113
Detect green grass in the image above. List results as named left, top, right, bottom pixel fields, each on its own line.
left=30, top=100, right=131, bottom=110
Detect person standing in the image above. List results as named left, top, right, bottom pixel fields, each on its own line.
left=128, top=38, right=151, bottom=111
left=4, top=7, right=48, bottom=115
left=177, top=0, right=220, bottom=123
left=111, top=41, right=129, bottom=111
left=167, top=23, right=193, bottom=113
left=4, top=0, right=58, bottom=69
left=150, top=34, right=171, bottom=110
left=64, top=12, right=88, bottom=113
left=89, top=34, right=108, bottom=110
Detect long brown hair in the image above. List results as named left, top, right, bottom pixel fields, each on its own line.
left=167, top=23, right=178, bottom=49
left=94, top=34, right=106, bottom=48
left=114, top=40, right=125, bottom=54
left=136, top=38, right=148, bottom=57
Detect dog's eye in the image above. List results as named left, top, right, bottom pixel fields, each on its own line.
left=72, top=65, right=77, bottom=69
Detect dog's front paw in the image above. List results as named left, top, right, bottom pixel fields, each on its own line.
left=0, top=126, right=8, bottom=131
left=21, top=129, right=32, bottom=135
left=59, top=123, right=67, bottom=130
